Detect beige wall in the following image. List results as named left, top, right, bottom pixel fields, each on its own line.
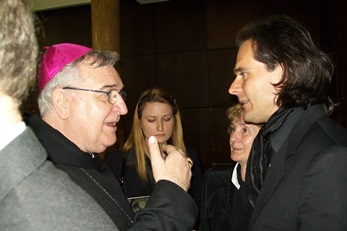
left=31, top=0, right=90, bottom=11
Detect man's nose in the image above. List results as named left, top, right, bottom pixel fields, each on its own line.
left=113, top=97, right=128, bottom=115
left=229, top=78, right=242, bottom=96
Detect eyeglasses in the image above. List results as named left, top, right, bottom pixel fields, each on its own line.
left=63, top=86, right=127, bottom=104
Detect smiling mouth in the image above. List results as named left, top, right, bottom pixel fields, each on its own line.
left=106, top=122, right=117, bottom=127
left=232, top=147, right=243, bottom=151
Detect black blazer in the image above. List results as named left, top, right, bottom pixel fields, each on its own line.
left=248, top=105, right=347, bottom=230
left=199, top=166, right=234, bottom=231
left=200, top=164, right=252, bottom=231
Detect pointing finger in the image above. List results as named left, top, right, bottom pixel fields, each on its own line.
left=148, top=136, right=163, bottom=181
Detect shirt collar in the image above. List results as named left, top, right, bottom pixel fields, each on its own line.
left=0, top=121, right=26, bottom=151
left=269, top=107, right=305, bottom=153
left=231, top=162, right=240, bottom=189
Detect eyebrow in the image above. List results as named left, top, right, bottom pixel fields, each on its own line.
left=145, top=114, right=173, bottom=118
left=101, top=84, right=124, bottom=91
left=233, top=67, right=250, bottom=75
left=235, top=120, right=247, bottom=126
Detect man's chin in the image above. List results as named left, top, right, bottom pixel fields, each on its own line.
left=243, top=112, right=253, bottom=123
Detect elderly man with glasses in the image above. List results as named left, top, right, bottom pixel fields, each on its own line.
left=26, top=43, right=197, bottom=230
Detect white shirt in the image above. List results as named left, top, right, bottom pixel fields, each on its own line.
left=0, top=121, right=26, bottom=151
left=231, top=162, right=241, bottom=190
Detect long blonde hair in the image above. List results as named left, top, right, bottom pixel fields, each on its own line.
left=123, top=88, right=186, bottom=182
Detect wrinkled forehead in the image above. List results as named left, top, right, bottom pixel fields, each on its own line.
left=78, top=63, right=123, bottom=89
left=231, top=118, right=246, bottom=127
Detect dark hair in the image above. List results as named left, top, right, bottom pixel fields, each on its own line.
left=236, top=15, right=335, bottom=114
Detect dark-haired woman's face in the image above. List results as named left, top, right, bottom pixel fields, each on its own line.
left=140, top=102, right=175, bottom=146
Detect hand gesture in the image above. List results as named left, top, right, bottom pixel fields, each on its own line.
left=148, top=136, right=193, bottom=191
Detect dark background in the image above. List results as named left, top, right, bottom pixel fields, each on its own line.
left=23, top=0, right=347, bottom=172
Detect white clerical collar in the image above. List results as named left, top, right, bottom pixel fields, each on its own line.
left=0, top=121, right=26, bottom=151
left=231, top=162, right=241, bottom=190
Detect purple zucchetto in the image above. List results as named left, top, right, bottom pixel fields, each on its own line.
left=38, top=43, right=92, bottom=92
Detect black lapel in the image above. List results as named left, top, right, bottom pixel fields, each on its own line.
left=248, top=105, right=326, bottom=228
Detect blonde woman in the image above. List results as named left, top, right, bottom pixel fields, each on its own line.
left=105, top=88, right=202, bottom=215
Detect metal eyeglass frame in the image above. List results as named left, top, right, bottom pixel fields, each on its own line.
left=62, top=86, right=127, bottom=104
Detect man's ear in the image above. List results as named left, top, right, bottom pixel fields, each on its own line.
left=272, top=64, right=285, bottom=105
left=271, top=64, right=285, bottom=85
left=51, top=89, right=70, bottom=119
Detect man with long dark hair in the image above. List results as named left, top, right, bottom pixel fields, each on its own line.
left=229, top=15, right=347, bottom=230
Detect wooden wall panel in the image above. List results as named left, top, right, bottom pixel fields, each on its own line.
left=120, top=3, right=155, bottom=56
left=207, top=48, right=238, bottom=107
left=156, top=51, right=210, bottom=108
left=154, top=1, right=206, bottom=53
left=206, top=0, right=261, bottom=49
